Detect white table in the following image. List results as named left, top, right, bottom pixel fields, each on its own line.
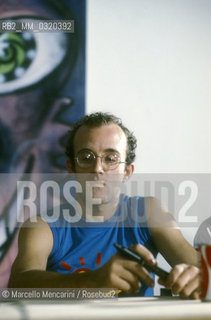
left=1, top=297, right=211, bottom=320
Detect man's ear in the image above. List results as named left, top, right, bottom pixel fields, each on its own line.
left=123, top=163, right=134, bottom=182
left=66, top=159, right=74, bottom=173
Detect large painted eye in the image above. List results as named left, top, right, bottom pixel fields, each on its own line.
left=0, top=32, right=36, bottom=83
left=0, top=19, right=68, bottom=94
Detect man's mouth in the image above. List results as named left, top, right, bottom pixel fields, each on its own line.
left=92, top=181, right=105, bottom=187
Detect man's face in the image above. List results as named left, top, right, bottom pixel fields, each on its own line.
left=68, top=124, right=133, bottom=205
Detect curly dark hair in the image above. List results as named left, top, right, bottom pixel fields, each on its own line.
left=65, top=112, right=137, bottom=167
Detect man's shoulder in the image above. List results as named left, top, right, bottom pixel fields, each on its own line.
left=18, top=216, right=53, bottom=254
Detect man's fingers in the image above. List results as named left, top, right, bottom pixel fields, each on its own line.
left=108, top=244, right=157, bottom=293
left=117, top=244, right=156, bottom=288
left=191, top=290, right=200, bottom=300
left=162, top=264, right=186, bottom=289
left=111, top=271, right=141, bottom=294
left=119, top=269, right=141, bottom=293
left=121, top=259, right=154, bottom=288
left=178, top=277, right=200, bottom=299
left=159, top=264, right=200, bottom=298
left=130, top=244, right=157, bottom=265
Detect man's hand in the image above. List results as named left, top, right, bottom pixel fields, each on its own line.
left=158, top=264, right=200, bottom=299
left=95, top=244, right=157, bottom=294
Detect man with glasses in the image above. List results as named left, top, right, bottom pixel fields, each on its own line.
left=9, top=112, right=200, bottom=298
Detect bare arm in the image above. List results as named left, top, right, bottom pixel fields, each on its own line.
left=8, top=217, right=97, bottom=288
left=9, top=217, right=155, bottom=293
left=146, top=197, right=200, bottom=298
left=147, top=197, right=198, bottom=266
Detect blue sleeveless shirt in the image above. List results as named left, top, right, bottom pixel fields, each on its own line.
left=46, top=194, right=157, bottom=296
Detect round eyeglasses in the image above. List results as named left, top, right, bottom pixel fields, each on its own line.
left=74, top=150, right=125, bottom=170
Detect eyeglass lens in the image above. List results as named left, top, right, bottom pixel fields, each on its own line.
left=76, top=150, right=121, bottom=169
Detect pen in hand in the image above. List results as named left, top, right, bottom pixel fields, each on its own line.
left=114, top=243, right=169, bottom=281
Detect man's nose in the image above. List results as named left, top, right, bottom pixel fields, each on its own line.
left=92, top=156, right=104, bottom=173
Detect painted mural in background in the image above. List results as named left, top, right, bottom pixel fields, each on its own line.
left=0, top=0, right=85, bottom=287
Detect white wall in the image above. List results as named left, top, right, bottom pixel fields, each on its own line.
left=86, top=0, right=211, bottom=174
